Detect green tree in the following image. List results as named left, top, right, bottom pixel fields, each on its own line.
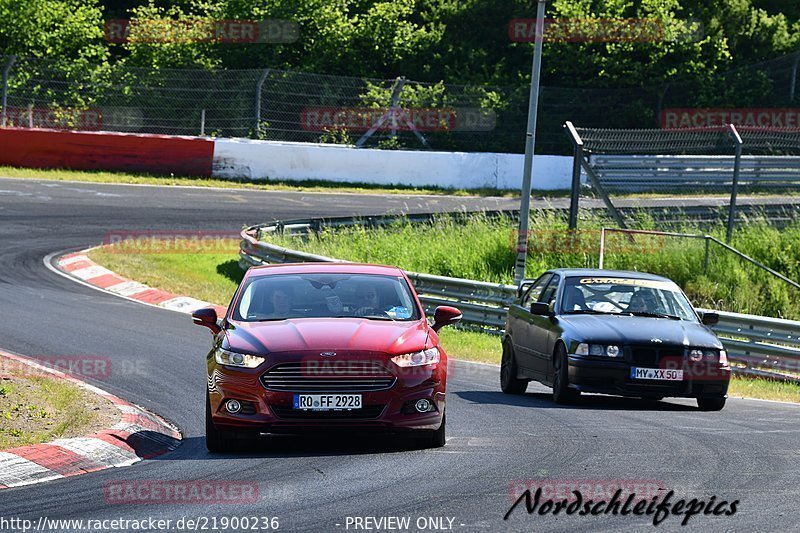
left=0, top=0, right=108, bottom=70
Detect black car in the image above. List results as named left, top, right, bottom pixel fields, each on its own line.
left=501, top=269, right=730, bottom=410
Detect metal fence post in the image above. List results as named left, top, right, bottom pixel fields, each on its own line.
left=254, top=68, right=271, bottom=136
left=514, top=0, right=548, bottom=285
left=790, top=54, right=799, bottom=102
left=704, top=236, right=710, bottom=274
left=564, top=121, right=583, bottom=229
left=200, top=109, right=206, bottom=136
left=1, top=55, right=16, bottom=127
left=356, top=76, right=409, bottom=148
left=726, top=124, right=743, bottom=243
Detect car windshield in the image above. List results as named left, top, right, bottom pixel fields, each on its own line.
left=232, top=273, right=421, bottom=322
left=560, top=276, right=698, bottom=322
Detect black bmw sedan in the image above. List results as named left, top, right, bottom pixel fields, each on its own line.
left=501, top=269, right=730, bottom=410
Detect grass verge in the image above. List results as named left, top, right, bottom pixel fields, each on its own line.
left=86, top=240, right=800, bottom=404
left=0, top=361, right=118, bottom=449
left=0, top=166, right=519, bottom=197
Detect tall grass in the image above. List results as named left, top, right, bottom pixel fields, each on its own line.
left=269, top=211, right=800, bottom=320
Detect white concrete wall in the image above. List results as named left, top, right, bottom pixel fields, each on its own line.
left=212, top=137, right=573, bottom=190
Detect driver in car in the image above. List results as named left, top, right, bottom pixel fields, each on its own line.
left=627, top=289, right=659, bottom=313
left=354, top=287, right=383, bottom=316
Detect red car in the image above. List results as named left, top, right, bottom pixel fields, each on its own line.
left=192, top=262, right=462, bottom=452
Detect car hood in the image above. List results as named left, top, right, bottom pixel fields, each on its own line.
left=224, top=318, right=430, bottom=355
left=559, top=314, right=722, bottom=348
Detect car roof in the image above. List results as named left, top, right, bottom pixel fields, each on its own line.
left=543, top=268, right=674, bottom=282
left=246, top=262, right=406, bottom=278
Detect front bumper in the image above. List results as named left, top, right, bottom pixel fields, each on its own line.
left=567, top=355, right=730, bottom=399
left=208, top=361, right=446, bottom=434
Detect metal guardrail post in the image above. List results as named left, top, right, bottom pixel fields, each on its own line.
left=598, top=227, right=606, bottom=268
left=726, top=124, right=743, bottom=243
left=254, top=68, right=271, bottom=136
left=564, top=121, right=583, bottom=230
left=1, top=55, right=16, bottom=127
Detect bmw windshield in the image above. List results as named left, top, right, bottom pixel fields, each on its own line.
left=232, top=273, right=421, bottom=322
left=560, top=276, right=698, bottom=322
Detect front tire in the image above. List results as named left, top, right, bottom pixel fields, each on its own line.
left=206, top=393, right=235, bottom=453
left=552, top=343, right=580, bottom=405
left=428, top=413, right=446, bottom=448
left=697, top=397, right=726, bottom=411
left=501, top=338, right=528, bottom=395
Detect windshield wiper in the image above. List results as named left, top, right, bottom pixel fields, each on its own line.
left=562, top=309, right=616, bottom=315
left=627, top=311, right=682, bottom=320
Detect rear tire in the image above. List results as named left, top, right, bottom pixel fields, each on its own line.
left=697, top=397, right=726, bottom=411
left=206, top=393, right=235, bottom=453
left=552, top=343, right=580, bottom=405
left=501, top=338, right=528, bottom=395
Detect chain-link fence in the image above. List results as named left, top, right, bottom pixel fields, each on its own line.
left=2, top=52, right=799, bottom=154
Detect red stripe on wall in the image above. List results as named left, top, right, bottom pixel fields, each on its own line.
left=0, top=128, right=214, bottom=176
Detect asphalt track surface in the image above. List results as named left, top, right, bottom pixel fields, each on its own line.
left=0, top=177, right=799, bottom=532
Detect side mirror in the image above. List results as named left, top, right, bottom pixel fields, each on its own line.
left=700, top=312, right=719, bottom=326
left=192, top=307, right=221, bottom=334
left=530, top=302, right=552, bottom=316
left=432, top=306, right=462, bottom=332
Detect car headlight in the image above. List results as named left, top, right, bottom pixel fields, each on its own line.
left=689, top=349, right=704, bottom=362
left=215, top=348, right=265, bottom=369
left=576, top=343, right=621, bottom=357
left=392, top=347, right=440, bottom=367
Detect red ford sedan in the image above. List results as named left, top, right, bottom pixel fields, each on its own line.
left=192, top=263, right=461, bottom=452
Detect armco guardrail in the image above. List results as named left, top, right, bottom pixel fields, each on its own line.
left=240, top=214, right=800, bottom=384
left=239, top=213, right=518, bottom=332
left=704, top=309, right=800, bottom=383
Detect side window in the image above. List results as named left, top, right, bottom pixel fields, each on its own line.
left=539, top=275, right=561, bottom=305
left=521, top=274, right=551, bottom=308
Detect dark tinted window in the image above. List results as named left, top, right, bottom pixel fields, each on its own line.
left=521, top=274, right=551, bottom=308
left=539, top=275, right=561, bottom=305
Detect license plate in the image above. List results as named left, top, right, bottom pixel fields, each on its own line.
left=630, top=367, right=683, bottom=381
left=293, top=394, right=362, bottom=410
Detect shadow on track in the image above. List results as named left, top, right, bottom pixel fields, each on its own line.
left=163, top=434, right=439, bottom=459
left=454, top=390, right=698, bottom=411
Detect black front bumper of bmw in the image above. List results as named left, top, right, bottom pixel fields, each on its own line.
left=567, top=355, right=730, bottom=399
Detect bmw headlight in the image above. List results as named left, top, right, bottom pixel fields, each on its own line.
left=575, top=343, right=621, bottom=358
left=215, top=348, right=265, bottom=369
left=391, top=347, right=440, bottom=367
